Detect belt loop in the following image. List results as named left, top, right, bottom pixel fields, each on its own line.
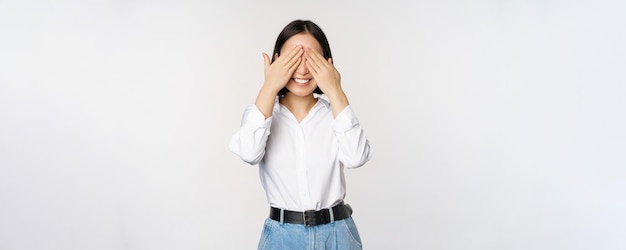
left=329, top=207, right=335, bottom=223
left=279, top=209, right=285, bottom=224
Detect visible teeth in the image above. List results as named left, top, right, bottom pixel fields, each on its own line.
left=294, top=78, right=309, bottom=84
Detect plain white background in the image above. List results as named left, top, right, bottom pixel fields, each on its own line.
left=1, top=0, right=625, bottom=249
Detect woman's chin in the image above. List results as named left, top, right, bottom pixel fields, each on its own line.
left=285, top=85, right=317, bottom=97
left=286, top=90, right=314, bottom=97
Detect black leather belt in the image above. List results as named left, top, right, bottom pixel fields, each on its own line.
left=269, top=202, right=353, bottom=226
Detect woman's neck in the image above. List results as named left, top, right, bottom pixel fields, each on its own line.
left=280, top=93, right=317, bottom=122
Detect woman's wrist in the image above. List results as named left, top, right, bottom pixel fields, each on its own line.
left=323, top=86, right=345, bottom=101
left=261, top=81, right=284, bottom=95
left=255, top=84, right=280, bottom=118
left=325, top=88, right=349, bottom=117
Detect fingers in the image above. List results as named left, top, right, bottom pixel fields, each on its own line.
left=282, top=45, right=304, bottom=68
left=262, top=45, right=304, bottom=88
left=305, top=48, right=328, bottom=74
left=288, top=57, right=303, bottom=73
left=287, top=49, right=304, bottom=68
left=306, top=58, right=319, bottom=75
left=278, top=45, right=302, bottom=62
left=305, top=48, right=326, bottom=64
left=262, top=52, right=270, bottom=68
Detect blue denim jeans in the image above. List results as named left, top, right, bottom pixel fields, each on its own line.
left=258, top=216, right=363, bottom=250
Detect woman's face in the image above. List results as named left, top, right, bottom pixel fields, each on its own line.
left=280, top=32, right=324, bottom=97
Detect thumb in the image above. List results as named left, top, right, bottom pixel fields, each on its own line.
left=262, top=52, right=270, bottom=68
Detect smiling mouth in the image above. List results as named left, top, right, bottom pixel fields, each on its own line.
left=293, top=78, right=311, bottom=85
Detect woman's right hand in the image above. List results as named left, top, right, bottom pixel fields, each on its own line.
left=261, top=45, right=303, bottom=94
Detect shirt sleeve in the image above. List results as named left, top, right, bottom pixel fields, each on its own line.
left=333, top=105, right=373, bottom=169
left=228, top=104, right=273, bottom=165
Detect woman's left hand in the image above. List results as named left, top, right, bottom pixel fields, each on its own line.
left=305, top=48, right=342, bottom=96
left=305, top=48, right=349, bottom=116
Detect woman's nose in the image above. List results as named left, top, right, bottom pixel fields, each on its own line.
left=296, top=57, right=309, bottom=74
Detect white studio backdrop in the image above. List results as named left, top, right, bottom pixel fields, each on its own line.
left=1, top=0, right=625, bottom=249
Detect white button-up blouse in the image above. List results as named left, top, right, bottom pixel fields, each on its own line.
left=229, top=97, right=373, bottom=212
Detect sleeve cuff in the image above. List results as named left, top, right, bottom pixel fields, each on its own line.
left=332, top=105, right=359, bottom=133
left=242, top=104, right=272, bottom=128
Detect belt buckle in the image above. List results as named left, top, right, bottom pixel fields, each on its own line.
left=303, top=210, right=316, bottom=227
